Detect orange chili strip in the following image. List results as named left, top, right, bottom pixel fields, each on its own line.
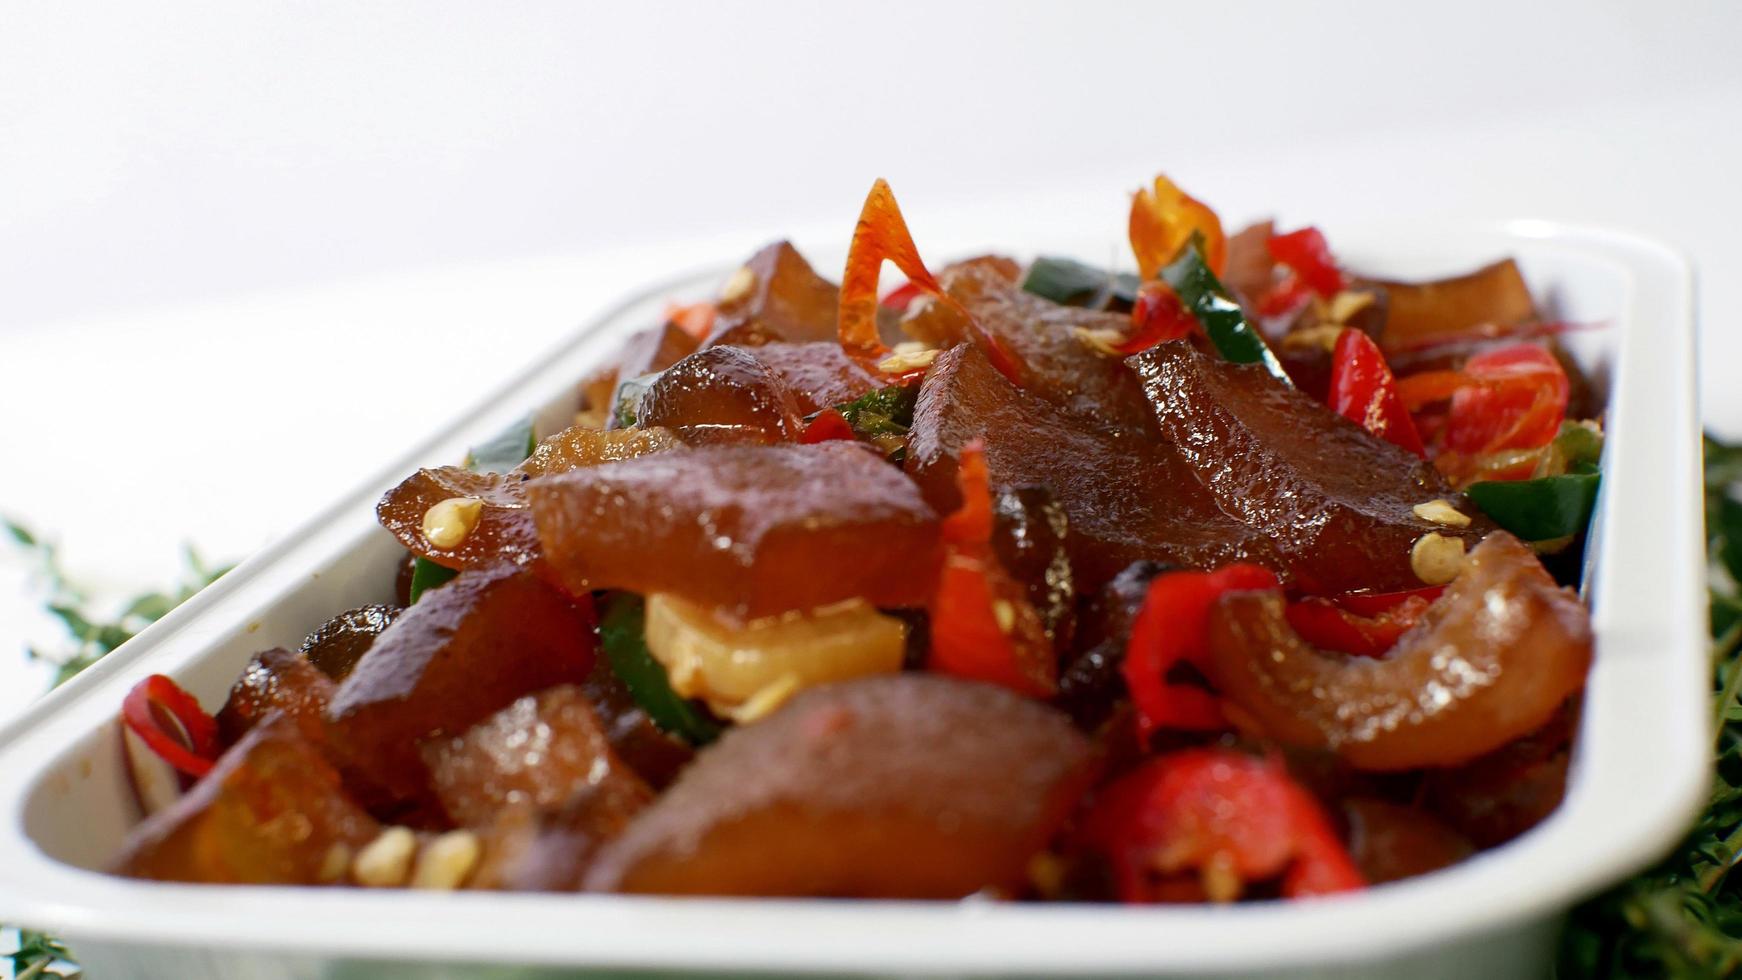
left=1129, top=173, right=1227, bottom=280
left=838, top=179, right=1021, bottom=383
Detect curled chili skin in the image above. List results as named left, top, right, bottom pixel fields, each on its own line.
left=1207, top=532, right=1591, bottom=771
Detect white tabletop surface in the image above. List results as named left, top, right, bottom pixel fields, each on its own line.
left=4, top=0, right=1741, bottom=719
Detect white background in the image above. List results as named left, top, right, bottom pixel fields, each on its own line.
left=3, top=0, right=1741, bottom=717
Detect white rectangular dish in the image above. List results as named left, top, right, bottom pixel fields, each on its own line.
left=0, top=220, right=1705, bottom=979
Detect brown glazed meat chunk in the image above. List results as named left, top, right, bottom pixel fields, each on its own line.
left=1424, top=706, right=1576, bottom=847
left=301, top=603, right=402, bottom=681
left=1208, top=533, right=1592, bottom=771
left=1358, top=258, right=1536, bottom=345
left=1342, top=798, right=1474, bottom=885
left=704, top=241, right=840, bottom=348
left=637, top=345, right=803, bottom=445
left=325, top=565, right=597, bottom=808
left=376, top=426, right=681, bottom=570
left=584, top=674, right=1096, bottom=898
left=529, top=442, right=942, bottom=619
left=907, top=344, right=1281, bottom=590
left=1130, top=341, right=1487, bottom=594
left=1054, top=560, right=1171, bottom=730
left=113, top=716, right=378, bottom=884
left=903, top=259, right=1156, bottom=432
left=579, top=655, right=695, bottom=790
left=423, top=685, right=653, bottom=828
left=603, top=322, right=702, bottom=428
left=215, top=647, right=336, bottom=748
left=739, top=341, right=882, bottom=414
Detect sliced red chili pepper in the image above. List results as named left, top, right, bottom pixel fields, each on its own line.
left=1446, top=345, right=1568, bottom=455
left=1267, top=227, right=1343, bottom=299
left=798, top=407, right=856, bottom=444
left=928, top=442, right=1054, bottom=698
left=880, top=279, right=925, bottom=313
left=839, top=179, right=1021, bottom=384
left=1329, top=328, right=1425, bottom=457
left=1396, top=344, right=1568, bottom=462
left=1122, top=564, right=1280, bottom=737
left=1124, top=283, right=1199, bottom=354
left=1078, top=748, right=1365, bottom=903
left=1129, top=173, right=1227, bottom=279
left=1285, top=587, right=1443, bottom=658
left=664, top=300, right=717, bottom=341
left=122, top=674, right=220, bottom=779
left=1256, top=274, right=1313, bottom=318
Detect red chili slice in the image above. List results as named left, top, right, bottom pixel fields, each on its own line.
left=838, top=179, right=1021, bottom=383
left=928, top=442, right=1054, bottom=698
left=1122, top=564, right=1280, bottom=736
left=1078, top=748, right=1365, bottom=903
left=1329, top=328, right=1425, bottom=457
left=1285, top=586, right=1444, bottom=658
left=1124, top=283, right=1200, bottom=354
left=122, top=674, right=220, bottom=779
left=798, top=407, right=856, bottom=444
left=1268, top=227, right=1343, bottom=299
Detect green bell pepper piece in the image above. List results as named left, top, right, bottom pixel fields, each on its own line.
left=1466, top=470, right=1601, bottom=542
left=1161, top=237, right=1290, bottom=382
left=1021, top=256, right=1141, bottom=310
left=599, top=593, right=721, bottom=745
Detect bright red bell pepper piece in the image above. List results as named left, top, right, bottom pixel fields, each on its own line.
left=1079, top=748, right=1366, bottom=903
left=798, top=407, right=856, bottom=444
left=1329, top=328, right=1426, bottom=456
left=928, top=443, right=1054, bottom=697
left=1268, top=227, right=1343, bottom=299
left=122, top=674, right=220, bottom=779
left=1122, top=564, right=1280, bottom=736
left=1256, top=274, right=1313, bottom=318
left=839, top=179, right=1021, bottom=383
left=1284, top=586, right=1444, bottom=658
left=1124, top=283, right=1200, bottom=354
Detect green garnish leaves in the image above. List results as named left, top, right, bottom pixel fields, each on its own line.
left=1161, top=236, right=1290, bottom=382
left=808, top=384, right=920, bottom=460
left=599, top=593, right=720, bottom=745
left=462, top=415, right=537, bottom=474
left=1556, top=433, right=1742, bottom=975
left=1022, top=257, right=1141, bottom=310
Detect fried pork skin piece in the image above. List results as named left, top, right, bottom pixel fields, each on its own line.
left=300, top=603, right=402, bottom=682
left=113, top=715, right=378, bottom=884
left=1130, top=340, right=1488, bottom=594
left=907, top=344, right=1282, bottom=591
left=902, top=257, right=1156, bottom=432
left=584, top=674, right=1096, bottom=898
left=215, top=647, right=335, bottom=748
left=639, top=343, right=882, bottom=446
left=325, top=565, right=597, bottom=809
left=528, top=442, right=942, bottom=619
left=423, top=684, right=652, bottom=828
left=1208, top=532, right=1592, bottom=771
left=377, top=426, right=682, bottom=571
left=1358, top=258, right=1536, bottom=346
left=704, top=241, right=840, bottom=348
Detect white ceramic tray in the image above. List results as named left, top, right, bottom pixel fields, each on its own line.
left=0, top=221, right=1704, bottom=979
